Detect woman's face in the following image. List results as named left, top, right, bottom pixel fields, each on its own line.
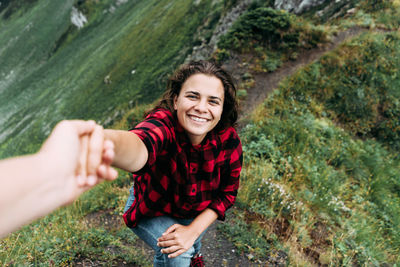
left=174, top=73, right=224, bottom=145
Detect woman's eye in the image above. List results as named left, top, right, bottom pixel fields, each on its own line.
left=209, top=100, right=220, bottom=105
left=187, top=94, right=198, bottom=100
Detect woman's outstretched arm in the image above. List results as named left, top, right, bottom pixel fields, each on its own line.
left=104, top=129, right=148, bottom=173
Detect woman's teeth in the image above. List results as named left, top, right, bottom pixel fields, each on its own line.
left=190, top=116, right=207, bottom=122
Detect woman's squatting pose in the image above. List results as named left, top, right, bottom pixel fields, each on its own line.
left=105, top=60, right=243, bottom=267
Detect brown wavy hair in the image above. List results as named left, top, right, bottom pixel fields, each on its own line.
left=150, top=60, right=238, bottom=131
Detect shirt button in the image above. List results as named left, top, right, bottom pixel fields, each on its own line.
left=188, top=196, right=196, bottom=203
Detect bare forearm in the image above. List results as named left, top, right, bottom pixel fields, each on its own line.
left=104, top=129, right=148, bottom=172
left=0, top=152, right=70, bottom=237
left=189, top=208, right=218, bottom=237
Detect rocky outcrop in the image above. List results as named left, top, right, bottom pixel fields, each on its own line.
left=186, top=0, right=354, bottom=61
left=70, top=6, right=87, bottom=29
left=185, top=0, right=252, bottom=62
left=274, top=0, right=328, bottom=14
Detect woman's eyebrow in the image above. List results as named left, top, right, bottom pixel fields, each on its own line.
left=209, top=96, right=222, bottom=102
left=185, top=90, right=200, bottom=96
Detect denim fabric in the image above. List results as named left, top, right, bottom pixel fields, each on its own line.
left=124, top=186, right=207, bottom=267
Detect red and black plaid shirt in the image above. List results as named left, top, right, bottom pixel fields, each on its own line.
left=123, top=109, right=243, bottom=228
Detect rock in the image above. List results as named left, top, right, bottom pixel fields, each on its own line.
left=247, top=253, right=254, bottom=260
left=347, top=7, right=356, bottom=14
left=104, top=74, right=111, bottom=84
left=70, top=7, right=87, bottom=29
left=274, top=0, right=328, bottom=14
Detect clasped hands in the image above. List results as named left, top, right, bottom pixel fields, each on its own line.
left=39, top=120, right=118, bottom=204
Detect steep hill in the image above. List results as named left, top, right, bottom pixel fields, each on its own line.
left=0, top=0, right=228, bottom=158
left=1, top=0, right=400, bottom=266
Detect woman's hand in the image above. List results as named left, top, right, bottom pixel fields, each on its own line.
left=157, top=224, right=199, bottom=258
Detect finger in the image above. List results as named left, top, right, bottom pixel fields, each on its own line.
left=107, top=167, right=118, bottom=180
left=87, top=125, right=104, bottom=180
left=97, top=164, right=107, bottom=178
left=97, top=164, right=118, bottom=181
left=160, top=245, right=180, bottom=255
left=167, top=248, right=186, bottom=258
left=67, top=120, right=96, bottom=136
left=102, top=141, right=115, bottom=165
left=77, top=135, right=89, bottom=186
left=103, top=139, right=114, bottom=150
left=157, top=240, right=176, bottom=248
left=162, top=224, right=179, bottom=236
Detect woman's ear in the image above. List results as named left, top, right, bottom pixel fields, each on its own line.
left=173, top=95, right=178, bottom=110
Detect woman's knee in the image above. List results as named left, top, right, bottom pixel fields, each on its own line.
left=154, top=246, right=195, bottom=266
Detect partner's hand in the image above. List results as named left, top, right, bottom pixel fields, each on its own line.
left=77, top=124, right=118, bottom=187
left=40, top=120, right=118, bottom=204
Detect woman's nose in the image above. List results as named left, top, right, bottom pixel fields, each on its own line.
left=194, top=99, right=207, bottom=112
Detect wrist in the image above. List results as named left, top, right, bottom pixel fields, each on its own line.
left=187, top=221, right=203, bottom=238
left=35, top=150, right=73, bottom=206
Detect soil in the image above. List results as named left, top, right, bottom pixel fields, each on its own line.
left=82, top=26, right=367, bottom=266
left=82, top=209, right=264, bottom=266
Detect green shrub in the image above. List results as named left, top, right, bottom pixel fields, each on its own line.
left=217, top=6, right=328, bottom=55
left=218, top=7, right=293, bottom=51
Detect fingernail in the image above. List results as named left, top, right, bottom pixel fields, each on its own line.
left=98, top=165, right=106, bottom=174
left=111, top=169, right=118, bottom=179
left=77, top=175, right=85, bottom=186
left=88, top=175, right=96, bottom=185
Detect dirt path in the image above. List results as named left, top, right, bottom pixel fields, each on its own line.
left=222, top=26, right=366, bottom=126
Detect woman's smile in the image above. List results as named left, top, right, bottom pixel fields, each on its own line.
left=188, top=114, right=209, bottom=123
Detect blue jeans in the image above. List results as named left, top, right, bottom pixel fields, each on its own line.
left=124, top=186, right=207, bottom=267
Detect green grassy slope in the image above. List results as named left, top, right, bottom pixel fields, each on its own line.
left=235, top=34, right=400, bottom=264
left=2, top=1, right=400, bottom=266
left=0, top=0, right=226, bottom=264
left=0, top=0, right=221, bottom=158
left=216, top=2, right=400, bottom=265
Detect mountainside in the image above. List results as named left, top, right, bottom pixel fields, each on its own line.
left=1, top=0, right=400, bottom=266
left=0, top=0, right=227, bottom=158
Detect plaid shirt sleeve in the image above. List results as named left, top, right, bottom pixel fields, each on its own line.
left=208, top=128, right=243, bottom=220
left=130, top=109, right=174, bottom=167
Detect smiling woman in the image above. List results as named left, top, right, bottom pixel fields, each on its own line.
left=103, top=60, right=243, bottom=267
